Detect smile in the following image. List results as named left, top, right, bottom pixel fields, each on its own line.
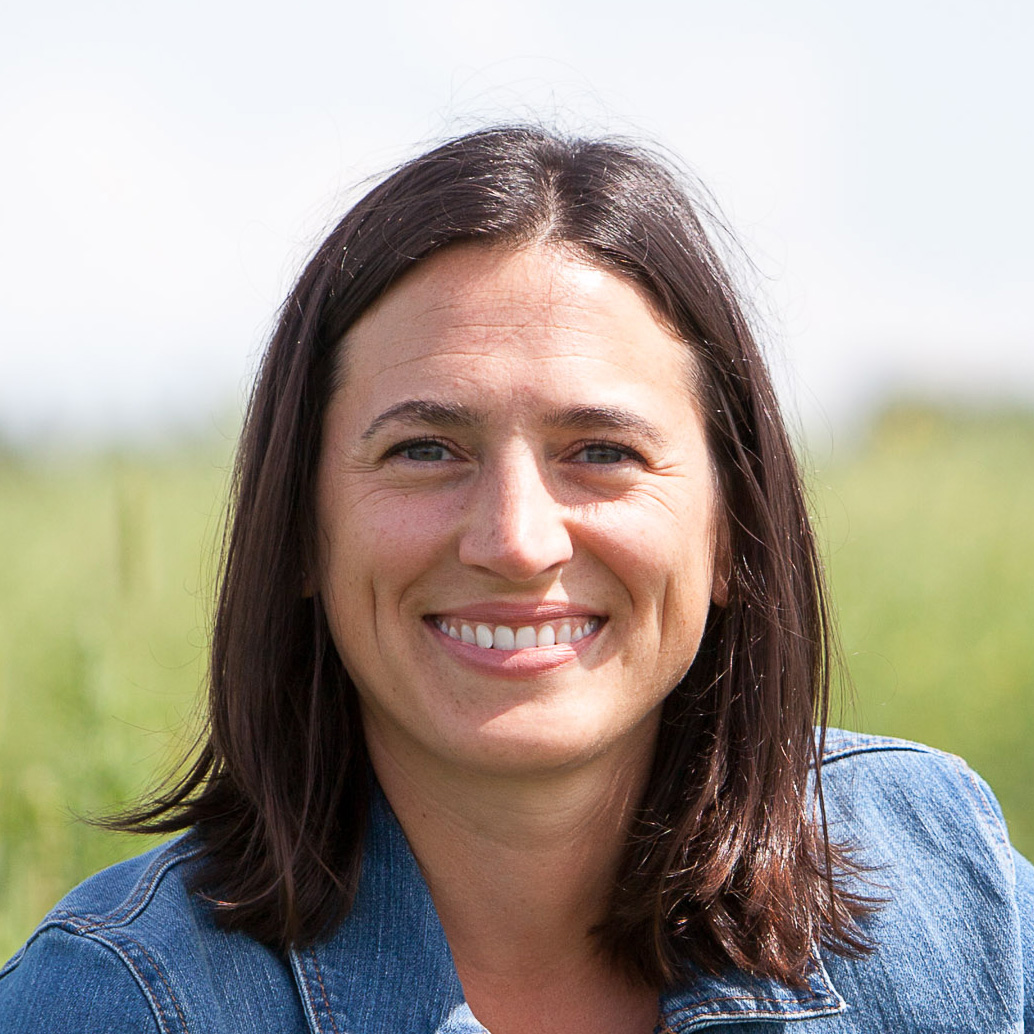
left=430, top=617, right=602, bottom=650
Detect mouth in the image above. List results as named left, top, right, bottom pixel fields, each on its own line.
left=428, top=615, right=603, bottom=651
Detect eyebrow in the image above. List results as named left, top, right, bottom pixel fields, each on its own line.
left=360, top=399, right=486, bottom=440
left=361, top=399, right=667, bottom=446
left=543, top=404, right=667, bottom=446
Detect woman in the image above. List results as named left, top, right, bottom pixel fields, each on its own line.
left=1, top=127, right=1031, bottom=1032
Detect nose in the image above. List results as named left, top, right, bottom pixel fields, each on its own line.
left=457, top=449, right=574, bottom=583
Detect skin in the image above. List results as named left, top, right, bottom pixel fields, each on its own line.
left=315, top=243, right=726, bottom=1033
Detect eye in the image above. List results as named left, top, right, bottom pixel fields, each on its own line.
left=570, top=441, right=641, bottom=465
left=386, top=438, right=458, bottom=463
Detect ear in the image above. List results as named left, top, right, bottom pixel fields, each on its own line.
left=710, top=517, right=732, bottom=608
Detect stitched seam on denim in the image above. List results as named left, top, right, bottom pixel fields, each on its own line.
left=822, top=742, right=1013, bottom=858
left=0, top=945, right=27, bottom=978
left=306, top=948, right=341, bottom=1034
left=128, top=939, right=190, bottom=1034
left=79, top=927, right=190, bottom=1034
left=41, top=917, right=190, bottom=1034
left=105, top=842, right=204, bottom=927
left=821, top=741, right=942, bottom=766
left=953, top=755, right=1012, bottom=856
left=47, top=842, right=203, bottom=934
left=665, top=1003, right=840, bottom=1023
left=24, top=923, right=176, bottom=1034
left=667, top=991, right=825, bottom=1009
left=664, top=988, right=844, bottom=1020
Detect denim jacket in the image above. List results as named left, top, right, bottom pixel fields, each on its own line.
left=3, top=730, right=1032, bottom=1032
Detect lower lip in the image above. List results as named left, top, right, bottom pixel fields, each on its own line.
left=425, top=620, right=599, bottom=676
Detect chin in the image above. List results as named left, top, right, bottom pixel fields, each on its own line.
left=446, top=709, right=655, bottom=781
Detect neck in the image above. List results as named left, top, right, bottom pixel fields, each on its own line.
left=367, top=729, right=655, bottom=981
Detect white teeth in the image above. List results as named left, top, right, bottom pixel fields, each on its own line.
left=514, top=626, right=537, bottom=649
left=437, top=617, right=600, bottom=650
left=493, top=625, right=516, bottom=650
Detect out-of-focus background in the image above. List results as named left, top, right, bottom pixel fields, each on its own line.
left=2, top=0, right=1032, bottom=960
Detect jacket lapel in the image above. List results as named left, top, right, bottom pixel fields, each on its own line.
left=290, top=787, right=845, bottom=1033
left=289, top=789, right=487, bottom=1034
left=659, top=956, right=845, bottom=1030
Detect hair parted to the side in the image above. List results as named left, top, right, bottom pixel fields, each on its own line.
left=111, top=125, right=874, bottom=986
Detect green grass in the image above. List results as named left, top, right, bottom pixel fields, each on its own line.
left=815, top=401, right=1034, bottom=854
left=0, top=438, right=231, bottom=959
left=1, top=402, right=1031, bottom=961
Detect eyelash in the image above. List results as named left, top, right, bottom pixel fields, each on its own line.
left=383, top=437, right=645, bottom=467
left=383, top=437, right=459, bottom=463
left=568, top=440, right=644, bottom=465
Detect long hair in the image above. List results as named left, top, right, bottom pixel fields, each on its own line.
left=114, top=126, right=872, bottom=985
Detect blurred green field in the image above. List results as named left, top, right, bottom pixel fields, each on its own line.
left=0, top=436, right=232, bottom=960
left=817, top=401, right=1034, bottom=852
left=1, top=402, right=1032, bottom=961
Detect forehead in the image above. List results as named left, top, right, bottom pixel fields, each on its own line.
left=338, top=244, right=697, bottom=396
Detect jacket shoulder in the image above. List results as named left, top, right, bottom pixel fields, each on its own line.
left=818, top=726, right=1009, bottom=843
left=0, top=837, right=200, bottom=1033
left=822, top=726, right=967, bottom=762
left=0, top=836, right=305, bottom=1034
left=46, top=835, right=203, bottom=930
left=815, top=729, right=1029, bottom=1028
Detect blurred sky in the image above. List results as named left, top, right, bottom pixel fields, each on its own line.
left=1, top=0, right=1031, bottom=445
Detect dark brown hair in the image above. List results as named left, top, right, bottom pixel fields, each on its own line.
left=117, top=126, right=871, bottom=986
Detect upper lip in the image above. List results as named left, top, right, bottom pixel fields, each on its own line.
left=427, top=602, right=603, bottom=623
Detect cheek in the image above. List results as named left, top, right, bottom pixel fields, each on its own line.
left=587, top=490, right=717, bottom=590
left=319, top=482, right=462, bottom=601
left=587, top=494, right=717, bottom=668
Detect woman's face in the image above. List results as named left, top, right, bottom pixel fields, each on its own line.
left=315, top=244, right=724, bottom=780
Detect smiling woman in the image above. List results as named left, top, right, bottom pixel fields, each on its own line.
left=1, top=127, right=1031, bottom=1033
left=316, top=246, right=721, bottom=787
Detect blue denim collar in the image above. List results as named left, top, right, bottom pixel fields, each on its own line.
left=658, top=958, right=845, bottom=1030
left=289, top=788, right=846, bottom=1033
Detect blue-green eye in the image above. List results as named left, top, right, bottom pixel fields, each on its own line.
left=399, top=440, right=451, bottom=462
left=387, top=438, right=457, bottom=462
left=575, top=443, right=633, bottom=464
